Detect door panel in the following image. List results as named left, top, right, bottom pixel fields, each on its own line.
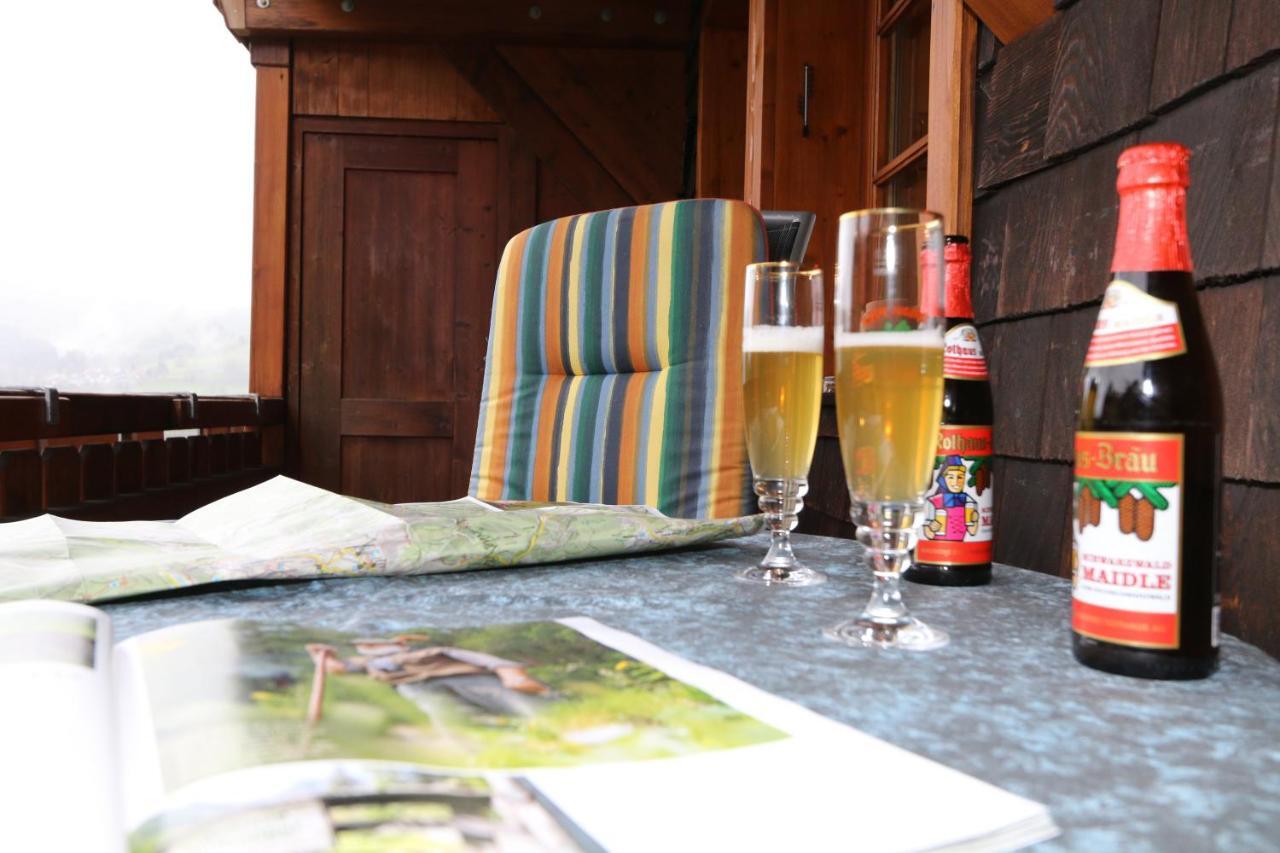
left=298, top=127, right=502, bottom=502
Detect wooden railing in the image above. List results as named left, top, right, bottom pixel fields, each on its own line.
left=0, top=389, right=286, bottom=522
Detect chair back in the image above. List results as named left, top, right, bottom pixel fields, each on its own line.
left=470, top=199, right=766, bottom=518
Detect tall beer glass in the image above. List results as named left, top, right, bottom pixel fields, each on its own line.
left=824, top=210, right=948, bottom=649
left=740, top=263, right=826, bottom=586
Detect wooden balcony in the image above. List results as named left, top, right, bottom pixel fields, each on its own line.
left=0, top=390, right=284, bottom=522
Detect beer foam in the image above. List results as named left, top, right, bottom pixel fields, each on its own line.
left=743, top=325, right=824, bottom=353
left=834, top=329, right=944, bottom=349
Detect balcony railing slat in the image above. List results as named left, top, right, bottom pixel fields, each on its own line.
left=0, top=450, right=42, bottom=518
left=41, top=446, right=81, bottom=511
left=115, top=441, right=145, bottom=495
left=80, top=444, right=116, bottom=503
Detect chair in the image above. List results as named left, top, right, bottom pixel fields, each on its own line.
left=761, top=210, right=817, bottom=264
left=469, top=199, right=767, bottom=519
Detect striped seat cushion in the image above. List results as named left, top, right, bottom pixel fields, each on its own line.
left=470, top=199, right=766, bottom=518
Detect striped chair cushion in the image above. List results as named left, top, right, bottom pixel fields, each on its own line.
left=470, top=199, right=766, bottom=518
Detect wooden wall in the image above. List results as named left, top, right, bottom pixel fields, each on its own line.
left=280, top=39, right=689, bottom=504
left=291, top=41, right=687, bottom=217
left=971, top=0, right=1280, bottom=656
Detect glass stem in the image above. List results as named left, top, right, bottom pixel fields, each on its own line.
left=858, top=501, right=919, bottom=627
left=757, top=478, right=807, bottom=575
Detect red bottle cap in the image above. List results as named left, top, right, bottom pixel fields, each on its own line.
left=944, top=236, right=973, bottom=319
left=1112, top=143, right=1193, bottom=273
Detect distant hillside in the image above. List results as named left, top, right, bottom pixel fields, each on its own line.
left=0, top=310, right=249, bottom=395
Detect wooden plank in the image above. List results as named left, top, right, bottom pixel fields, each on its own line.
left=367, top=43, right=456, bottom=121
left=218, top=0, right=248, bottom=34
left=41, top=446, right=81, bottom=511
left=243, top=431, right=263, bottom=468
left=340, top=400, right=454, bottom=438
left=986, top=316, right=1051, bottom=459
left=190, top=435, right=213, bottom=479
left=452, top=139, right=501, bottom=495
left=1200, top=281, right=1264, bottom=482
left=441, top=45, right=632, bottom=210
left=743, top=0, right=778, bottom=208
left=976, top=13, right=1061, bottom=189
left=991, top=456, right=1073, bottom=578
left=964, top=0, right=1053, bottom=45
left=166, top=437, right=191, bottom=485
left=0, top=394, right=284, bottom=442
left=227, top=433, right=246, bottom=473
left=926, top=0, right=978, bottom=237
left=209, top=434, right=229, bottom=477
left=499, top=46, right=686, bottom=203
left=1246, top=276, right=1280, bottom=483
left=991, top=134, right=1134, bottom=316
left=80, top=444, right=116, bottom=503
left=336, top=41, right=370, bottom=117
left=1044, top=0, right=1160, bottom=160
left=114, top=441, right=145, bottom=495
left=142, top=439, right=169, bottom=490
left=1149, top=0, right=1231, bottom=112
left=249, top=39, right=290, bottom=68
left=1269, top=86, right=1280, bottom=271
left=0, top=450, right=42, bottom=519
left=341, top=437, right=456, bottom=503
left=1222, top=483, right=1280, bottom=658
left=970, top=192, right=1004, bottom=324
left=64, top=469, right=279, bottom=524
left=237, top=0, right=692, bottom=47
left=1039, top=307, right=1094, bottom=461
left=1139, top=63, right=1280, bottom=280
left=696, top=22, right=748, bottom=199
left=292, top=43, right=339, bottom=115
left=250, top=62, right=290, bottom=398
left=298, top=132, right=346, bottom=490
left=1226, top=0, right=1280, bottom=73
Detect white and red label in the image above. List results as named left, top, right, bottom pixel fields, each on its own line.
left=1084, top=279, right=1186, bottom=367
left=1072, top=431, right=1184, bottom=649
left=943, top=324, right=989, bottom=380
left=917, top=425, right=994, bottom=566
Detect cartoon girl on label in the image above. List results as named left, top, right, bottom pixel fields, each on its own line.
left=923, top=455, right=979, bottom=541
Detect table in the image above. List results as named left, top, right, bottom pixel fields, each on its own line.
left=106, top=533, right=1280, bottom=851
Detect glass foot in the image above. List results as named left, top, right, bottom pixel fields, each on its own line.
left=823, top=616, right=948, bottom=650
left=736, top=564, right=827, bottom=587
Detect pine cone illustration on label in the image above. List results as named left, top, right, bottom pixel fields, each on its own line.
left=1135, top=497, right=1155, bottom=541
left=1118, top=493, right=1137, bottom=534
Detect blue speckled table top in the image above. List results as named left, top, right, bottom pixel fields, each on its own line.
left=105, top=533, right=1280, bottom=851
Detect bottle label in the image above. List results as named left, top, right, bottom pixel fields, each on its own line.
left=917, top=426, right=994, bottom=565
left=1072, top=431, right=1183, bottom=649
left=943, top=324, right=989, bottom=380
left=1084, top=279, right=1186, bottom=367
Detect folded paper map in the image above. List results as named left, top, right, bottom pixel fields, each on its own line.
left=0, top=476, right=762, bottom=604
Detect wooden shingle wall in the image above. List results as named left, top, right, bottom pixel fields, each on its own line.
left=972, top=0, right=1280, bottom=656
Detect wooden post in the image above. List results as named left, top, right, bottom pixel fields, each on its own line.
left=249, top=42, right=291, bottom=398
left=743, top=0, right=779, bottom=209
left=926, top=0, right=978, bottom=237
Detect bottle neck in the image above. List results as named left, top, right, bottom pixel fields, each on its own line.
left=1111, top=184, right=1192, bottom=273
left=944, top=258, right=973, bottom=319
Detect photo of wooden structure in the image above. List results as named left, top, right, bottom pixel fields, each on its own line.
left=1, top=0, right=1277, bottom=662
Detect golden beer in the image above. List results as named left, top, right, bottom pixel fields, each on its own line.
left=743, top=326, right=824, bottom=480
left=834, top=331, right=945, bottom=502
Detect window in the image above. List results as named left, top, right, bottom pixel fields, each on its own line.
left=872, top=0, right=931, bottom=207
left=0, top=5, right=255, bottom=394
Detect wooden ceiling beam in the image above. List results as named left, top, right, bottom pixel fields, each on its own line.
left=216, top=0, right=692, bottom=48
left=964, top=0, right=1053, bottom=44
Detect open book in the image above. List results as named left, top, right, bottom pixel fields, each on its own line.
left=1, top=601, right=1057, bottom=852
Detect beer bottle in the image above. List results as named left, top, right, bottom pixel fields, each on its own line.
left=907, top=235, right=995, bottom=586
left=1071, top=143, right=1222, bottom=680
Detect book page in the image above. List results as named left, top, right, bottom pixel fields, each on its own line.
left=0, top=601, right=123, bottom=852
left=113, top=616, right=1053, bottom=851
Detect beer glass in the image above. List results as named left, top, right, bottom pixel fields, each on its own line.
left=740, top=262, right=826, bottom=586
left=824, top=210, right=949, bottom=648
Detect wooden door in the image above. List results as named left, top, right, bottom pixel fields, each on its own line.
left=295, top=120, right=514, bottom=503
